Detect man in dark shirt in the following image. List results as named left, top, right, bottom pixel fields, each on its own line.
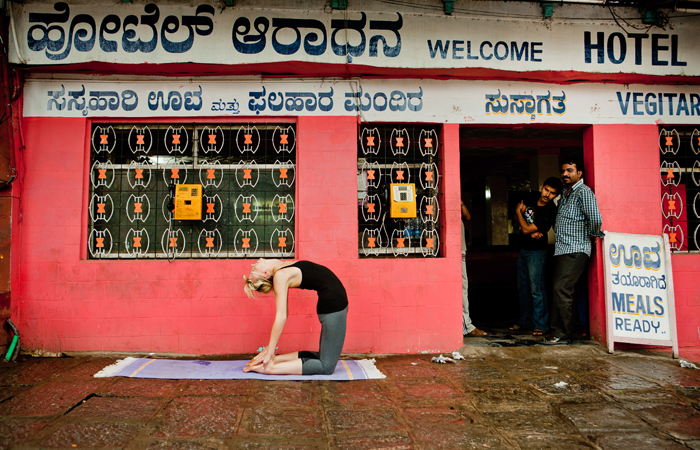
left=512, top=177, right=562, bottom=336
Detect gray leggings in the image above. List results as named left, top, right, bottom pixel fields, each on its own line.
left=298, top=306, right=348, bottom=375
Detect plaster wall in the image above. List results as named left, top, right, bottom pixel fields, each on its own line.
left=585, top=124, right=700, bottom=349
left=14, top=117, right=464, bottom=354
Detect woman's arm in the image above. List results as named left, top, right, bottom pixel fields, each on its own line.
left=258, top=270, right=293, bottom=366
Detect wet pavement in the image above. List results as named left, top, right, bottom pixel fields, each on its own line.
left=1, top=343, right=699, bottom=449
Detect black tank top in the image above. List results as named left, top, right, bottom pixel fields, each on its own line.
left=289, top=261, right=348, bottom=314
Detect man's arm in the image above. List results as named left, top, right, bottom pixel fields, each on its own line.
left=582, top=189, right=604, bottom=238
left=515, top=201, right=539, bottom=235
left=461, top=201, right=471, bottom=221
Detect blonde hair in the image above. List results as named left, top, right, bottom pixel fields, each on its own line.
left=243, top=274, right=273, bottom=298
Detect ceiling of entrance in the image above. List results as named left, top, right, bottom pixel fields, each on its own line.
left=459, top=125, right=584, bottom=193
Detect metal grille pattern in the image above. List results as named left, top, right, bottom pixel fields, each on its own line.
left=659, top=126, right=700, bottom=253
left=358, top=124, right=442, bottom=258
left=88, top=122, right=296, bottom=259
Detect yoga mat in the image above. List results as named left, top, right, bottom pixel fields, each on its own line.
left=94, top=357, right=385, bottom=380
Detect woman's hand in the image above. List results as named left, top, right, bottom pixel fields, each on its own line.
left=244, top=347, right=274, bottom=371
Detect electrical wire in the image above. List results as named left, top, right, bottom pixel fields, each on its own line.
left=608, top=4, right=655, bottom=33
left=375, top=0, right=699, bottom=21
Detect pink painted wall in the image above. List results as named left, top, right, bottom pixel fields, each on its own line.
left=14, top=116, right=464, bottom=355
left=585, top=124, right=700, bottom=349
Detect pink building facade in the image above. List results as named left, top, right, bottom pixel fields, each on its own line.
left=4, top=0, right=699, bottom=355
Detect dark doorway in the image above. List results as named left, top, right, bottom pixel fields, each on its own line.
left=459, top=125, right=585, bottom=332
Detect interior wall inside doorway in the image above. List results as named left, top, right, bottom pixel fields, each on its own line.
left=460, top=125, right=584, bottom=328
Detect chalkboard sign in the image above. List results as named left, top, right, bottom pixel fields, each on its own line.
left=603, top=232, right=678, bottom=357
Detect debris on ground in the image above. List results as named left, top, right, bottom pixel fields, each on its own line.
left=431, top=354, right=456, bottom=364
left=22, top=349, right=64, bottom=358
left=681, top=360, right=698, bottom=369
left=451, top=351, right=465, bottom=360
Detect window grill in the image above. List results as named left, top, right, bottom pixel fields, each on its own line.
left=357, top=124, right=443, bottom=258
left=88, top=122, right=296, bottom=259
left=659, top=126, right=700, bottom=253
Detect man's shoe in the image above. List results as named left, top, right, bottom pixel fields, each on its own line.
left=541, top=336, right=570, bottom=345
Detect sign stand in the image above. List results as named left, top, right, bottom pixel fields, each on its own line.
left=603, top=232, right=678, bottom=358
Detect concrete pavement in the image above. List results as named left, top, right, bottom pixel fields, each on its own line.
left=1, top=343, right=699, bottom=449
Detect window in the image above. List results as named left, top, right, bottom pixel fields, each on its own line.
left=357, top=124, right=442, bottom=257
left=88, top=122, right=296, bottom=259
left=659, top=126, right=700, bottom=253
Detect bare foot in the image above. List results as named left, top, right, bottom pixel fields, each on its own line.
left=243, top=359, right=263, bottom=373
left=467, top=328, right=488, bottom=336
left=244, top=358, right=274, bottom=374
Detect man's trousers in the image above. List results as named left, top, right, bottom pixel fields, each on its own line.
left=550, top=252, right=589, bottom=340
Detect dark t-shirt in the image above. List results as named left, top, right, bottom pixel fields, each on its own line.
left=290, top=261, right=348, bottom=315
left=519, top=192, right=557, bottom=251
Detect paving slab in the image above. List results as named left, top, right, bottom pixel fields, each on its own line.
left=0, top=385, right=26, bottom=404
left=521, top=374, right=599, bottom=398
left=559, top=403, right=651, bottom=432
left=498, top=361, right=562, bottom=378
left=0, top=358, right=82, bottom=386
left=611, top=356, right=700, bottom=387
left=512, top=434, right=596, bottom=450
left=623, top=402, right=700, bottom=440
left=48, top=358, right=122, bottom=381
left=411, top=424, right=508, bottom=450
left=179, top=379, right=255, bottom=397
left=1, top=344, right=699, bottom=449
left=401, top=405, right=477, bottom=426
left=607, top=388, right=681, bottom=403
left=226, top=438, right=328, bottom=449
left=589, top=432, right=689, bottom=449
left=331, top=433, right=414, bottom=450
left=439, top=362, right=510, bottom=382
left=326, top=408, right=405, bottom=434
left=0, top=419, right=51, bottom=450
left=152, top=396, right=244, bottom=438
left=40, top=421, right=144, bottom=449
left=239, top=408, right=325, bottom=438
left=471, top=387, right=547, bottom=409
left=320, top=380, right=395, bottom=407
left=141, top=439, right=226, bottom=450
left=378, top=361, right=442, bottom=378
left=67, top=396, right=163, bottom=420
left=0, top=380, right=105, bottom=417
left=393, top=377, right=464, bottom=403
left=98, top=378, right=187, bottom=398
left=576, top=371, right=663, bottom=390
left=245, top=381, right=321, bottom=408
left=481, top=408, right=573, bottom=434
left=557, top=358, right=620, bottom=373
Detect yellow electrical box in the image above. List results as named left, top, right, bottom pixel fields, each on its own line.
left=173, top=184, right=203, bottom=220
left=390, top=183, right=417, bottom=218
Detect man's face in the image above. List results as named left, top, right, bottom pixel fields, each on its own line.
left=560, top=163, right=582, bottom=187
left=540, top=185, right=559, bottom=204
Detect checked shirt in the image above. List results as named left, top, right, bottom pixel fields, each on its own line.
left=554, top=179, right=604, bottom=257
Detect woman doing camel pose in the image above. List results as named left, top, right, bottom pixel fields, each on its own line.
left=242, top=259, right=348, bottom=375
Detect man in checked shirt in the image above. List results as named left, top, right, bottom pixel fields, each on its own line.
left=544, top=159, right=604, bottom=345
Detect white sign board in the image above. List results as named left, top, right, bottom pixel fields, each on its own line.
left=603, top=231, right=678, bottom=357
left=22, top=77, right=700, bottom=125
left=8, top=1, right=700, bottom=77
